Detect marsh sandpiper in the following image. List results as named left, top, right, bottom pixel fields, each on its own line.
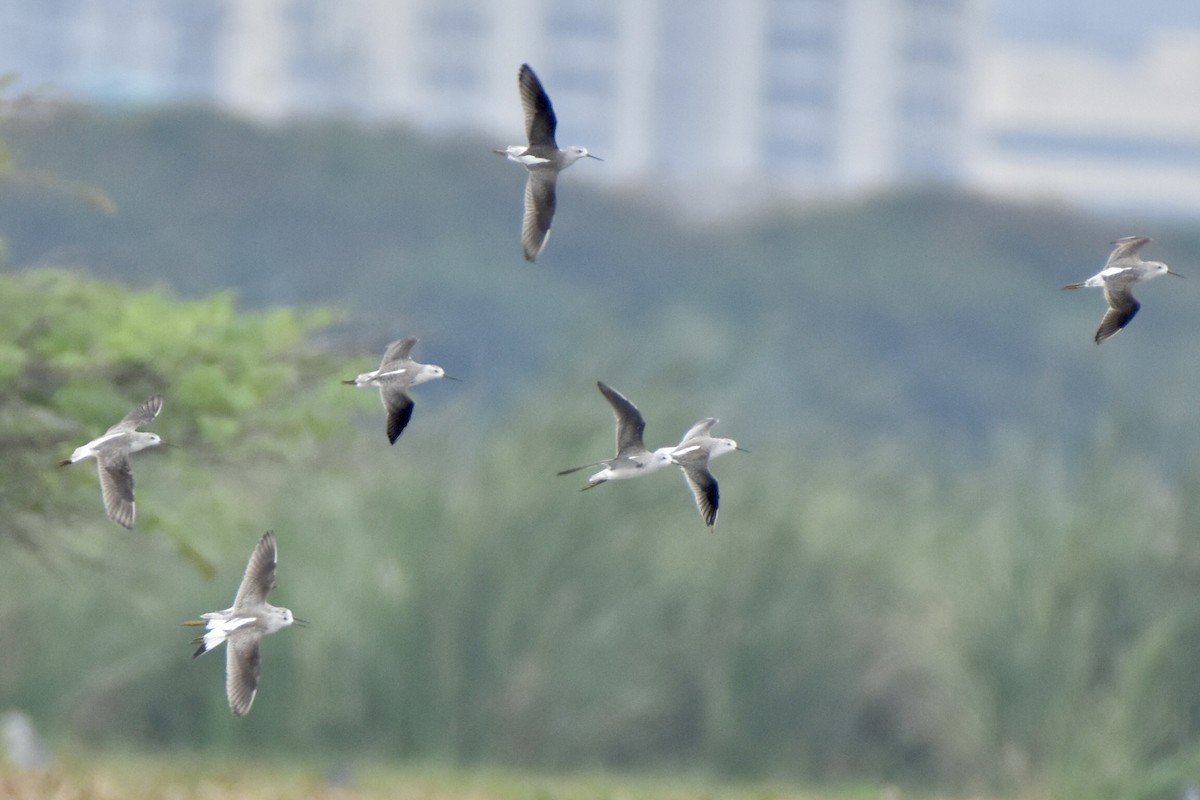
left=186, top=530, right=304, bottom=717
left=669, top=418, right=746, bottom=530
left=58, top=394, right=164, bottom=529
left=558, top=381, right=674, bottom=489
left=343, top=337, right=456, bottom=444
left=495, top=63, right=601, bottom=262
left=1063, top=236, right=1183, bottom=344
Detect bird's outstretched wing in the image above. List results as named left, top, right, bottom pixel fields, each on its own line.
left=380, top=337, right=419, bottom=367
left=519, top=64, right=558, bottom=148
left=97, top=452, right=136, bottom=529
left=226, top=635, right=262, bottom=717
left=1095, top=288, right=1140, bottom=344
left=1105, top=236, right=1150, bottom=265
left=233, top=531, right=278, bottom=610
left=107, top=395, right=163, bottom=434
left=681, top=465, right=720, bottom=529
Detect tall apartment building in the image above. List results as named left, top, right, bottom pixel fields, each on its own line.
left=969, top=30, right=1200, bottom=215
left=0, top=0, right=982, bottom=204
left=6, top=0, right=1198, bottom=214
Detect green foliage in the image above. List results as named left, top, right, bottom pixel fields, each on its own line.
left=0, top=268, right=340, bottom=555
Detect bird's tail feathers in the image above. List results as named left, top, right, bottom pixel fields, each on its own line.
left=189, top=616, right=250, bottom=658
left=556, top=462, right=601, bottom=476
left=192, top=628, right=226, bottom=658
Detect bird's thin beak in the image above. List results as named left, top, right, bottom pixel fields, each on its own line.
left=736, top=446, right=751, bottom=453
left=294, top=618, right=309, bottom=627
left=1168, top=270, right=1186, bottom=278
left=341, top=379, right=357, bottom=385
left=162, top=441, right=179, bottom=448
left=443, top=375, right=462, bottom=382
left=587, top=154, right=603, bottom=161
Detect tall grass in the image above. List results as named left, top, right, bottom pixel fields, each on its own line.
left=7, top=373, right=1200, bottom=799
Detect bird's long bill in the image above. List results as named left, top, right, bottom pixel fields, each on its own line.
left=293, top=617, right=310, bottom=627
left=182, top=619, right=207, bottom=627
left=442, top=375, right=463, bottom=382
left=736, top=446, right=752, bottom=453
left=587, top=154, right=604, bottom=161
left=1168, top=270, right=1186, bottom=278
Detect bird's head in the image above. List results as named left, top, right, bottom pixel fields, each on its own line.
left=130, top=432, right=164, bottom=453
left=1156, top=261, right=1186, bottom=279
left=563, top=146, right=602, bottom=166
left=710, top=438, right=746, bottom=459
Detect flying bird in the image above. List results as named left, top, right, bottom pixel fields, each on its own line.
left=58, top=394, right=164, bottom=529
left=343, top=337, right=455, bottom=444
left=669, top=418, right=746, bottom=530
left=185, top=530, right=304, bottom=718
left=558, top=381, right=674, bottom=489
left=1063, top=235, right=1183, bottom=343
left=495, top=63, right=602, bottom=262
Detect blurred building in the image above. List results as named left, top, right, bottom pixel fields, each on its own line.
left=1, top=0, right=1198, bottom=215
left=969, top=30, right=1200, bottom=215
left=218, top=0, right=985, bottom=204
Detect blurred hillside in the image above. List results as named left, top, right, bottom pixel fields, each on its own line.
left=4, top=106, right=1200, bottom=799
left=3, top=105, right=1200, bottom=464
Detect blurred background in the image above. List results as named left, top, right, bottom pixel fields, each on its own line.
left=1, top=1, right=1200, bottom=798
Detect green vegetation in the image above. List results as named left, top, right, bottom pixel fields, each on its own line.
left=0, top=269, right=339, bottom=561
left=2, top=106, right=1200, bottom=799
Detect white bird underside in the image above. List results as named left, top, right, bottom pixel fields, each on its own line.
left=197, top=615, right=255, bottom=653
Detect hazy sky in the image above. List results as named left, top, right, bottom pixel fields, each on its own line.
left=993, top=0, right=1200, bottom=52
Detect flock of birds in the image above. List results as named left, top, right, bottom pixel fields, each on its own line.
left=53, top=64, right=1182, bottom=718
